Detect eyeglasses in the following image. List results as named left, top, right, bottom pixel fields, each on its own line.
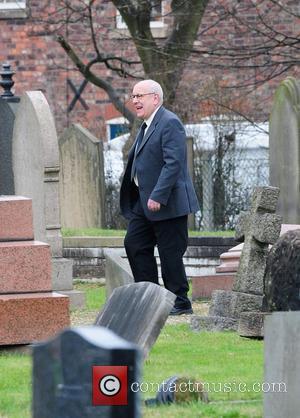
left=130, top=92, right=156, bottom=101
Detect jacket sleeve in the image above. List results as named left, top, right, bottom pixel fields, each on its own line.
left=149, top=118, right=186, bottom=205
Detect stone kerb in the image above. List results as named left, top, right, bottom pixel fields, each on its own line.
left=269, top=77, right=300, bottom=224
left=59, top=124, right=105, bottom=229
left=104, top=248, right=134, bottom=297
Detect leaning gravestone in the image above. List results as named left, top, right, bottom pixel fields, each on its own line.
left=33, top=326, right=141, bottom=418
left=264, top=229, right=300, bottom=311
left=191, top=186, right=282, bottom=335
left=59, top=124, right=105, bottom=229
left=269, top=77, right=300, bottom=224
left=95, top=282, right=176, bottom=357
left=12, top=91, right=84, bottom=306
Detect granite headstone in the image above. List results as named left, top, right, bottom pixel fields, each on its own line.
left=0, top=97, right=15, bottom=194
left=33, top=326, right=141, bottom=418
left=264, top=229, right=300, bottom=311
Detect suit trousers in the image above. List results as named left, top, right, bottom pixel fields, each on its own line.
left=124, top=196, right=191, bottom=308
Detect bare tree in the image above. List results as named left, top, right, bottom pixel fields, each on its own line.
left=33, top=0, right=210, bottom=127
left=190, top=0, right=300, bottom=92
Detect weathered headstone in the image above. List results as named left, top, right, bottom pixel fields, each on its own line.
left=264, top=229, right=300, bottom=311
left=59, top=124, right=105, bottom=228
left=269, top=76, right=300, bottom=224
left=12, top=91, right=84, bottom=306
left=33, top=326, right=141, bottom=418
left=95, top=282, right=176, bottom=357
left=264, top=312, right=298, bottom=418
left=191, top=186, right=282, bottom=335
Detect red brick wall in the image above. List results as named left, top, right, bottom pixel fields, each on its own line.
left=0, top=0, right=298, bottom=139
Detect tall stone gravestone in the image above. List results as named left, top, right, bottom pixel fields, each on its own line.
left=191, top=186, right=282, bottom=333
left=269, top=77, right=300, bottom=223
left=59, top=123, right=105, bottom=228
left=95, top=282, right=176, bottom=357
left=12, top=91, right=84, bottom=306
left=33, top=327, right=141, bottom=418
left=264, top=312, right=299, bottom=418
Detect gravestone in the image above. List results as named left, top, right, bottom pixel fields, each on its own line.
left=191, top=186, right=282, bottom=335
left=264, top=229, right=300, bottom=311
left=95, top=282, right=176, bottom=357
left=59, top=124, right=105, bottom=228
left=0, top=196, right=70, bottom=345
left=33, top=326, right=141, bottom=418
left=264, top=312, right=299, bottom=418
left=12, top=91, right=84, bottom=307
left=0, top=64, right=20, bottom=195
left=269, top=77, right=300, bottom=224
left=104, top=249, right=134, bottom=298
left=0, top=98, right=16, bottom=194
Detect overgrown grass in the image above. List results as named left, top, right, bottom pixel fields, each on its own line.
left=62, top=227, right=235, bottom=237
left=0, top=283, right=263, bottom=418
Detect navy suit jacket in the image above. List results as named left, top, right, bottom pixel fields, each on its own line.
left=120, top=106, right=200, bottom=221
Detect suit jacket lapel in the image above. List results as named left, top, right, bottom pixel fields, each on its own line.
left=136, top=106, right=165, bottom=156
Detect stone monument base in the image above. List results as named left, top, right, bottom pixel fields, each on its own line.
left=0, top=292, right=69, bottom=345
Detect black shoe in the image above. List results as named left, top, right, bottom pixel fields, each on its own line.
left=169, top=306, right=193, bottom=316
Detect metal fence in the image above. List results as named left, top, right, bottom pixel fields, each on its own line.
left=194, top=154, right=269, bottom=231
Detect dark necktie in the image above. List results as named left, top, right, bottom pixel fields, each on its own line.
left=131, top=122, right=147, bottom=181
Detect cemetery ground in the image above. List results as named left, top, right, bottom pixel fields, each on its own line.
left=1, top=282, right=263, bottom=418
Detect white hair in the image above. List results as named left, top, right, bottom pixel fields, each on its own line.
left=135, top=79, right=164, bottom=104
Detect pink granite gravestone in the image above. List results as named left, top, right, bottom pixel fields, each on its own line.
left=0, top=196, right=70, bottom=345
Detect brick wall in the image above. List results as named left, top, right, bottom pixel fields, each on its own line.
left=0, top=0, right=298, bottom=139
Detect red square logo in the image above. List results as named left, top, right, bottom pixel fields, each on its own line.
left=92, top=366, right=128, bottom=405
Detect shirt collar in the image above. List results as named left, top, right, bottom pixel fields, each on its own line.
left=144, top=105, right=161, bottom=129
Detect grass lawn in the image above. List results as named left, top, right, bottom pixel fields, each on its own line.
left=0, top=283, right=263, bottom=418
left=62, top=227, right=235, bottom=237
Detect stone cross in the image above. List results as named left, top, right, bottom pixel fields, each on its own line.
left=32, top=326, right=141, bottom=418
left=233, top=186, right=282, bottom=295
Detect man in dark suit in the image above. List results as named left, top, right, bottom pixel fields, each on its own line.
left=120, top=79, right=199, bottom=315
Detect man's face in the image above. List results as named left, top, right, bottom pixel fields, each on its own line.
left=131, top=82, right=160, bottom=120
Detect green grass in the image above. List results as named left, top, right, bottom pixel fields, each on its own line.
left=62, top=227, right=234, bottom=237
left=0, top=283, right=263, bottom=418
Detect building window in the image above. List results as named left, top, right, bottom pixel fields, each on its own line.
left=116, top=1, right=164, bottom=29
left=0, top=0, right=26, bottom=9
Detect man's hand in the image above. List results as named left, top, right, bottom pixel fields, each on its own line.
left=147, top=198, right=161, bottom=212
